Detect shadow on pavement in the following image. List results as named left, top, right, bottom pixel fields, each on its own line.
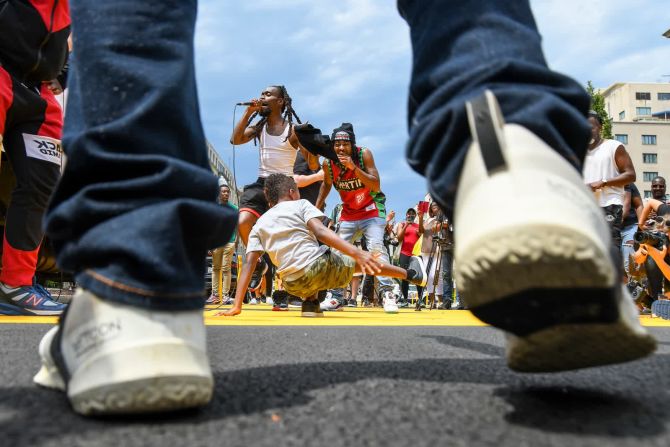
left=0, top=338, right=667, bottom=444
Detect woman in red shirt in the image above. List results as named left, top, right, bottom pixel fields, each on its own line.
left=396, top=207, right=424, bottom=305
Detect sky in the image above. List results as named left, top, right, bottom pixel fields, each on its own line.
left=193, top=0, right=669, bottom=219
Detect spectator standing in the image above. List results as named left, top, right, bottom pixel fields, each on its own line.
left=396, top=207, right=424, bottom=306
left=207, top=183, right=238, bottom=304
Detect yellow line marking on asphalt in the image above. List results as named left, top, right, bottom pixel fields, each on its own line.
left=2, top=306, right=670, bottom=327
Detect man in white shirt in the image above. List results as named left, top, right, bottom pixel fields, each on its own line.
left=582, top=111, right=636, bottom=252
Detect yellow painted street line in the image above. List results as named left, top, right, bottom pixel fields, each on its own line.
left=1, top=306, right=669, bottom=327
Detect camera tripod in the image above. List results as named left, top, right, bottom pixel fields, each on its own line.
left=414, top=228, right=452, bottom=311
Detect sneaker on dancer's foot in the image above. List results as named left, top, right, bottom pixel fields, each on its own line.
left=33, top=288, right=213, bottom=416
left=406, top=256, right=427, bottom=287
left=452, top=90, right=656, bottom=372
left=0, top=281, right=67, bottom=316
left=301, top=300, right=324, bottom=317
left=248, top=258, right=267, bottom=291
left=382, top=291, right=399, bottom=314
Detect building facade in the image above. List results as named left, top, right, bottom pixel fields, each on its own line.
left=602, top=82, right=670, bottom=197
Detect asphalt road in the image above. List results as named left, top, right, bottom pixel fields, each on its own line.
left=2, top=324, right=670, bottom=447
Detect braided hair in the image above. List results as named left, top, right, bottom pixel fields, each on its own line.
left=247, top=85, right=301, bottom=145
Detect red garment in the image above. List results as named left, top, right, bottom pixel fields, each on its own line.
left=327, top=148, right=386, bottom=221
left=400, top=223, right=420, bottom=256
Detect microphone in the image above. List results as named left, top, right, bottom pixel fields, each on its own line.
left=236, top=101, right=254, bottom=106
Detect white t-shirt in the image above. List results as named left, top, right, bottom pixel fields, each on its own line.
left=582, top=139, right=624, bottom=207
left=247, top=199, right=328, bottom=281
left=258, top=123, right=298, bottom=178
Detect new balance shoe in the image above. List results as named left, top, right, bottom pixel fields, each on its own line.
left=452, top=90, right=656, bottom=372
left=382, top=291, right=399, bottom=314
left=406, top=256, right=428, bottom=287
left=0, top=281, right=67, bottom=316
left=33, top=288, right=213, bottom=415
left=301, top=299, right=324, bottom=317
left=248, top=258, right=268, bottom=291
left=222, top=296, right=234, bottom=305
left=205, top=294, right=220, bottom=305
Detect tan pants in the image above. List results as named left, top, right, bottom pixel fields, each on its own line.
left=212, top=242, right=235, bottom=296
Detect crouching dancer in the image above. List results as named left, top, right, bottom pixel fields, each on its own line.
left=220, top=174, right=427, bottom=317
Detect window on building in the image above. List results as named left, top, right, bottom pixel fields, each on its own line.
left=636, top=92, right=651, bottom=100
left=644, top=190, right=653, bottom=199
left=619, top=110, right=625, bottom=120
left=636, top=107, right=652, bottom=115
left=643, top=172, right=659, bottom=182
left=642, top=135, right=657, bottom=145
left=615, top=134, right=628, bottom=144
left=658, top=93, right=670, bottom=101
left=643, top=153, right=658, bottom=164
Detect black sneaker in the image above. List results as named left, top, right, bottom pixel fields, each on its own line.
left=346, top=298, right=357, bottom=307
left=406, top=256, right=427, bottom=287
left=301, top=300, right=324, bottom=317
left=439, top=299, right=453, bottom=310
left=248, top=258, right=268, bottom=291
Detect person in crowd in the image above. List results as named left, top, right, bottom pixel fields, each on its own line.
left=396, top=207, right=424, bottom=307
left=230, top=85, right=319, bottom=290
left=220, top=174, right=426, bottom=317
left=420, top=201, right=453, bottom=309
left=621, top=182, right=643, bottom=282
left=582, top=111, right=636, bottom=252
left=33, top=0, right=656, bottom=418
left=650, top=176, right=668, bottom=204
left=207, top=183, right=238, bottom=305
left=315, top=123, right=400, bottom=313
left=633, top=198, right=670, bottom=303
left=0, top=0, right=70, bottom=315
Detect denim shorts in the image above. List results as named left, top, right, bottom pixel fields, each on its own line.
left=282, top=250, right=355, bottom=299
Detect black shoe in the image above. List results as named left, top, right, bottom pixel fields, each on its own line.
left=439, top=299, right=453, bottom=310
left=398, top=300, right=409, bottom=308
left=301, top=300, right=324, bottom=317
left=248, top=258, right=268, bottom=290
left=346, top=298, right=357, bottom=307
left=406, top=256, right=427, bottom=287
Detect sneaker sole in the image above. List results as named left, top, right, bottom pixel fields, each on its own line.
left=456, top=226, right=656, bottom=372
left=67, top=341, right=213, bottom=415
left=301, top=312, right=324, bottom=317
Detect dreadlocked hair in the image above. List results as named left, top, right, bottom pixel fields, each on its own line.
left=264, top=173, right=297, bottom=206
left=248, top=85, right=302, bottom=146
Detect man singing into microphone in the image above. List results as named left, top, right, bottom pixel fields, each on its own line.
left=231, top=86, right=319, bottom=288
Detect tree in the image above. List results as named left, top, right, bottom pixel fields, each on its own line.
left=586, top=81, right=613, bottom=139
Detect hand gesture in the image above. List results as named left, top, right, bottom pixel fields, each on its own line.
left=355, top=250, right=382, bottom=275
left=338, top=154, right=355, bottom=170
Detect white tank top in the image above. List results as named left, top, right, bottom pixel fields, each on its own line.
left=582, top=139, right=624, bottom=207
left=258, top=123, right=298, bottom=178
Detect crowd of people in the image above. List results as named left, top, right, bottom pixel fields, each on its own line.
left=0, top=0, right=659, bottom=418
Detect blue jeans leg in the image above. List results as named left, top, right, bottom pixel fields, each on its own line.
left=621, top=224, right=637, bottom=276
left=44, top=0, right=237, bottom=311
left=396, top=0, right=591, bottom=217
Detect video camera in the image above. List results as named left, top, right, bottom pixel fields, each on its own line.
left=634, top=230, right=669, bottom=249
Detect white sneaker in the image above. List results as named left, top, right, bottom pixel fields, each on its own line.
left=382, top=291, right=399, bottom=314
left=320, top=298, right=342, bottom=311
left=266, top=296, right=274, bottom=306
left=249, top=298, right=258, bottom=305
left=452, top=90, right=656, bottom=372
left=33, top=288, right=213, bottom=416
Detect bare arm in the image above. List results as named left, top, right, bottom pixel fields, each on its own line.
left=293, top=170, right=324, bottom=188
left=638, top=198, right=663, bottom=228
left=289, top=131, right=320, bottom=171
left=622, top=189, right=632, bottom=221
left=230, top=102, right=262, bottom=145
left=307, top=218, right=382, bottom=275
left=219, top=250, right=263, bottom=316
left=338, top=149, right=381, bottom=192
left=589, top=145, right=636, bottom=190
left=315, top=160, right=332, bottom=210
left=417, top=208, right=425, bottom=235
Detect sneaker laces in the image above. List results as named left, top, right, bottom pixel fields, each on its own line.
left=33, top=283, right=55, bottom=301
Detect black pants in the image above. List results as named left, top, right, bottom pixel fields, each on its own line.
left=0, top=68, right=62, bottom=286
left=399, top=253, right=423, bottom=302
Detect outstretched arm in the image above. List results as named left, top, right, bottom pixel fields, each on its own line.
left=307, top=217, right=382, bottom=275
left=315, top=160, right=333, bottom=210
left=219, top=250, right=263, bottom=316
